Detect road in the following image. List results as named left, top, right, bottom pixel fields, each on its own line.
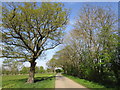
left=55, top=73, right=89, bottom=89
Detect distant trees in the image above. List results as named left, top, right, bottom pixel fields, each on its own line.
left=20, top=66, right=29, bottom=74
left=51, top=5, right=119, bottom=86
left=39, top=66, right=45, bottom=73
left=2, top=59, right=23, bottom=75
left=1, top=2, right=69, bottom=83
left=46, top=68, right=52, bottom=73
left=20, top=66, right=46, bottom=74
left=55, top=69, right=62, bottom=73
left=46, top=58, right=57, bottom=73
left=3, top=65, right=46, bottom=75
left=2, top=67, right=11, bottom=75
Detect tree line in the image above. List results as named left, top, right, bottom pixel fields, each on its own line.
left=47, top=5, right=120, bottom=87
left=2, top=65, right=54, bottom=75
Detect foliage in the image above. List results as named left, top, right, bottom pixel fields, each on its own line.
left=20, top=66, right=29, bottom=74
left=46, top=68, right=52, bottom=73
left=51, top=5, right=119, bottom=87
left=1, top=2, right=69, bottom=83
left=55, top=69, right=62, bottom=73
left=46, top=58, right=57, bottom=72
left=39, top=66, right=45, bottom=73
left=2, top=59, right=23, bottom=75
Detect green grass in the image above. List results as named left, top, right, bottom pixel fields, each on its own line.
left=2, top=73, right=55, bottom=88
left=63, top=74, right=105, bottom=89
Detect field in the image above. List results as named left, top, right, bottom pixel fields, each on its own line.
left=2, top=73, right=55, bottom=88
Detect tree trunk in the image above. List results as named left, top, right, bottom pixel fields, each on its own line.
left=27, top=61, right=36, bottom=83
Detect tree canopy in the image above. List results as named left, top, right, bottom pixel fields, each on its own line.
left=49, top=5, right=120, bottom=86
left=1, top=2, right=69, bottom=83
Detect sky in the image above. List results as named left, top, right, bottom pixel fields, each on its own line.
left=0, top=1, right=119, bottom=69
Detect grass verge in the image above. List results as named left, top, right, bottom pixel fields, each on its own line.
left=2, top=73, right=55, bottom=88
left=63, top=74, right=105, bottom=89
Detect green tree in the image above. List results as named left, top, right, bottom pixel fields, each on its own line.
left=52, top=5, right=119, bottom=86
left=35, top=66, right=39, bottom=73
left=20, top=66, right=29, bottom=74
left=3, top=59, right=23, bottom=75
left=46, top=68, right=51, bottom=73
left=46, top=58, right=57, bottom=73
left=39, top=66, right=45, bottom=73
left=71, top=5, right=118, bottom=82
left=1, top=2, right=69, bottom=83
left=55, top=69, right=62, bottom=73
